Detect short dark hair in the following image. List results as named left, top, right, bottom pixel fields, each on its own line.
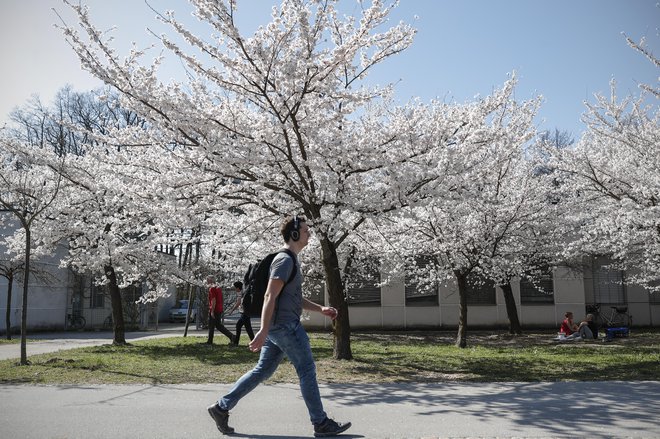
left=280, top=215, right=306, bottom=242
left=233, top=281, right=243, bottom=289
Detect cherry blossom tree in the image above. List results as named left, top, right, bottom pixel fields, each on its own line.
left=59, top=0, right=430, bottom=359
left=6, top=88, right=184, bottom=344
left=548, top=81, right=659, bottom=292
left=547, top=26, right=659, bottom=293
left=623, top=31, right=659, bottom=98
left=0, top=136, right=64, bottom=364
left=51, top=123, right=234, bottom=343
left=371, top=78, right=548, bottom=347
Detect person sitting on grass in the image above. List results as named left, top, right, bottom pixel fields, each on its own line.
left=559, top=311, right=582, bottom=340
left=579, top=313, right=597, bottom=340
left=559, top=311, right=594, bottom=341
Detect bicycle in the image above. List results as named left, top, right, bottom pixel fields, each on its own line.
left=67, top=313, right=86, bottom=330
left=586, top=303, right=632, bottom=328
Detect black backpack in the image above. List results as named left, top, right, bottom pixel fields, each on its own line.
left=242, top=249, right=298, bottom=317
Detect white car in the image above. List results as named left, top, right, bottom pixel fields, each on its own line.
left=169, top=299, right=196, bottom=322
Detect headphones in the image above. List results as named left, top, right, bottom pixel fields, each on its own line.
left=290, top=215, right=300, bottom=242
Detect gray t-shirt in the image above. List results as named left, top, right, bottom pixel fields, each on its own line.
left=269, top=250, right=302, bottom=325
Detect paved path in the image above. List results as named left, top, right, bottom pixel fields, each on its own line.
left=1, top=381, right=659, bottom=438
left=1, top=325, right=659, bottom=438
left=0, top=320, right=240, bottom=360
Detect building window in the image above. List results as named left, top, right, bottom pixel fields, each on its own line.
left=520, top=268, right=554, bottom=304
left=347, top=259, right=381, bottom=307
left=592, top=257, right=626, bottom=305
left=466, top=273, right=496, bottom=305
left=405, top=255, right=438, bottom=306
left=122, top=283, right=142, bottom=325
left=90, top=282, right=105, bottom=309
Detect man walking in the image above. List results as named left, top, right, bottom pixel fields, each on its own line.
left=227, top=281, right=255, bottom=345
left=206, top=276, right=236, bottom=345
left=207, top=215, right=351, bottom=437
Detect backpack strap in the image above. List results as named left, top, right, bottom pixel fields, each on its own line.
left=279, top=249, right=299, bottom=287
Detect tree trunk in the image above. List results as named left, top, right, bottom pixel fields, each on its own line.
left=20, top=226, right=30, bottom=365
left=319, top=236, right=352, bottom=360
left=105, top=265, right=127, bottom=345
left=455, top=271, right=468, bottom=348
left=501, top=281, right=522, bottom=335
left=5, top=273, right=13, bottom=340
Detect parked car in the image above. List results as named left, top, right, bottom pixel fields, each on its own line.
left=169, top=299, right=196, bottom=323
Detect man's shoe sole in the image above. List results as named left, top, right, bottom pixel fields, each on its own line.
left=314, top=421, right=352, bottom=437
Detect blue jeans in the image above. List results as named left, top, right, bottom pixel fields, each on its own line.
left=218, top=320, right=327, bottom=425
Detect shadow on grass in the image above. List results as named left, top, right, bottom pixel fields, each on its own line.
left=343, top=341, right=660, bottom=382
left=1, top=330, right=658, bottom=385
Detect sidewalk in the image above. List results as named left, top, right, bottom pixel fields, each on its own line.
left=1, top=326, right=659, bottom=438
left=0, top=320, right=239, bottom=361
left=1, top=381, right=659, bottom=438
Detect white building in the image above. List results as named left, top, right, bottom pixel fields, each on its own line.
left=1, top=229, right=657, bottom=333
left=305, top=258, right=660, bottom=330
left=0, top=232, right=176, bottom=334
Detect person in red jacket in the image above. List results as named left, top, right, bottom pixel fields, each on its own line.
left=206, top=276, right=236, bottom=345
left=559, top=311, right=594, bottom=341
left=559, top=311, right=579, bottom=337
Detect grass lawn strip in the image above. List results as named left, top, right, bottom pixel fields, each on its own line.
left=0, top=330, right=657, bottom=384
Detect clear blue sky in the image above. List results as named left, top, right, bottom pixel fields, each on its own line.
left=1, top=0, right=657, bottom=138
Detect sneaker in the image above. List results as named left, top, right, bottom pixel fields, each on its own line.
left=207, top=403, right=234, bottom=435
left=314, top=417, right=352, bottom=437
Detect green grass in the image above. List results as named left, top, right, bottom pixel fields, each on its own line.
left=0, top=338, right=20, bottom=345
left=0, top=330, right=658, bottom=384
left=0, top=337, right=44, bottom=345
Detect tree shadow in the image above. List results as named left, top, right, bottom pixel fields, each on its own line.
left=324, top=381, right=660, bottom=437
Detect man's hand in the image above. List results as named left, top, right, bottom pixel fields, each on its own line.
left=321, top=306, right=338, bottom=320
left=249, top=330, right=268, bottom=352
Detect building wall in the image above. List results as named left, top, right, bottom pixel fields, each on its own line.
left=1, top=227, right=655, bottom=332
left=0, top=242, right=71, bottom=333
left=305, top=263, right=657, bottom=330
left=0, top=228, right=178, bottom=333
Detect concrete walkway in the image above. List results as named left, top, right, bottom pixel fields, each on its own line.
left=1, top=381, right=659, bottom=438
left=0, top=321, right=233, bottom=360
left=1, top=325, right=659, bottom=438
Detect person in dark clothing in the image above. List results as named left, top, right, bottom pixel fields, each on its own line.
left=227, top=281, right=255, bottom=345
